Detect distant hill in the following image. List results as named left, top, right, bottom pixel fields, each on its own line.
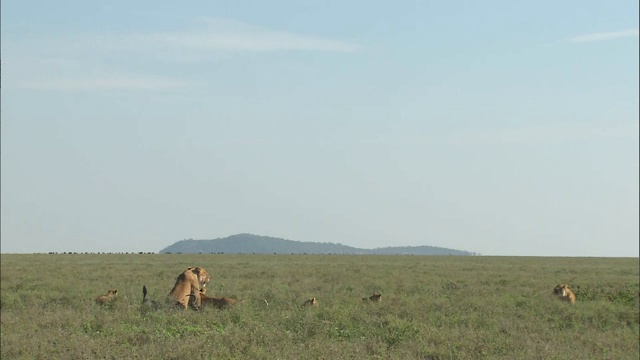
left=159, top=233, right=478, bottom=256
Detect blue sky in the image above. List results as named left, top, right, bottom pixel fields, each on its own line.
left=1, top=0, right=638, bottom=256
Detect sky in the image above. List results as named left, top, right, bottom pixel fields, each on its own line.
left=1, top=0, right=638, bottom=256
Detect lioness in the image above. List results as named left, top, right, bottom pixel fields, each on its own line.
left=168, top=266, right=211, bottom=309
left=362, top=292, right=382, bottom=302
left=95, top=289, right=118, bottom=305
left=553, top=284, right=576, bottom=304
left=186, top=288, right=236, bottom=309
left=302, top=297, right=318, bottom=307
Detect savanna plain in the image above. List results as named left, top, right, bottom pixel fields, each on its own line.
left=1, top=254, right=638, bottom=359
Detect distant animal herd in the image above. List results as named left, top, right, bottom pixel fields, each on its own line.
left=94, top=265, right=579, bottom=309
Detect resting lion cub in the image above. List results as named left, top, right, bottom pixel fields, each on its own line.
left=95, top=289, right=118, bottom=305
left=362, top=292, right=382, bottom=302
left=302, top=297, right=318, bottom=307
left=553, top=284, right=576, bottom=304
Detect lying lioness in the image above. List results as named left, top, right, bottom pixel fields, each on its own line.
left=362, top=292, right=382, bottom=302
left=187, top=288, right=236, bottom=309
left=168, top=266, right=211, bottom=309
left=302, top=297, right=318, bottom=307
left=95, top=289, right=118, bottom=305
left=553, top=284, right=576, bottom=304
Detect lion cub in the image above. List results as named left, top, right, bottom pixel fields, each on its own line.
left=95, top=289, right=118, bottom=305
left=553, top=284, right=576, bottom=304
left=362, top=292, right=382, bottom=302
left=302, top=297, right=318, bottom=307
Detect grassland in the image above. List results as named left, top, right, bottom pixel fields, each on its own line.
left=1, top=254, right=638, bottom=359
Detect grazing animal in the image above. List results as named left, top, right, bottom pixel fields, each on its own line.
left=186, top=288, right=236, bottom=309
left=362, top=292, right=382, bottom=302
left=553, top=284, right=576, bottom=304
left=141, top=285, right=160, bottom=309
left=168, top=266, right=211, bottom=309
left=302, top=297, right=318, bottom=307
left=95, top=289, right=118, bottom=305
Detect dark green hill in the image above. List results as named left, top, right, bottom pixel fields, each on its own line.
left=159, top=233, right=477, bottom=255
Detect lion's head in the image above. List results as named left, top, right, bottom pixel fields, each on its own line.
left=553, top=284, right=576, bottom=304
left=188, top=266, right=211, bottom=290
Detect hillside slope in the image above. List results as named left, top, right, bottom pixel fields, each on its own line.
left=159, top=233, right=476, bottom=255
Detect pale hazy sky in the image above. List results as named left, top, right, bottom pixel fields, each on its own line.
left=1, top=1, right=638, bottom=256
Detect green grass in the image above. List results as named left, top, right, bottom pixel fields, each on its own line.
left=1, top=254, right=638, bottom=359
